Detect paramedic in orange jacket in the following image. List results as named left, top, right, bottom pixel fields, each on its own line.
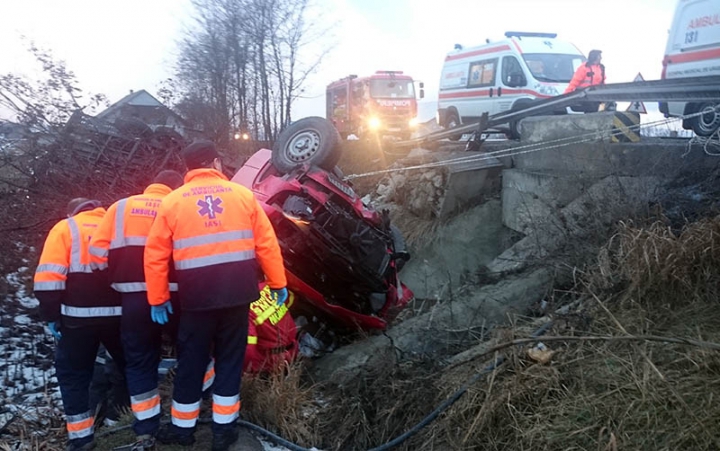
left=144, top=140, right=287, bottom=450
left=244, top=284, right=298, bottom=374
left=565, top=49, right=606, bottom=93
left=89, top=170, right=184, bottom=447
left=34, top=198, right=125, bottom=451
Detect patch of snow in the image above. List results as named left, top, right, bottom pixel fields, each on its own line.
left=6, top=267, right=39, bottom=308
left=14, top=314, right=31, bottom=325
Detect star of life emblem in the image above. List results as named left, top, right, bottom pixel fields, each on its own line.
left=197, top=195, right=224, bottom=219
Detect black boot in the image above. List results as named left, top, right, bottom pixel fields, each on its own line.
left=156, top=424, right=195, bottom=446
left=211, top=428, right=239, bottom=451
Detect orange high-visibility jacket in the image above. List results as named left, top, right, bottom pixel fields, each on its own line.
left=90, top=183, right=177, bottom=293
left=144, top=168, right=287, bottom=310
left=564, top=63, right=606, bottom=93
left=34, top=207, right=121, bottom=326
left=244, top=284, right=298, bottom=373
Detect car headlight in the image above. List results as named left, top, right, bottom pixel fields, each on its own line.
left=368, top=117, right=381, bottom=129
left=409, top=117, right=420, bottom=127
left=537, top=84, right=560, bottom=96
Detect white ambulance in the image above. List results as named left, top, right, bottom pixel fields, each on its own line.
left=660, top=0, right=720, bottom=136
left=437, top=32, right=586, bottom=137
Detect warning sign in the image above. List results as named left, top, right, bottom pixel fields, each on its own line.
left=626, top=73, right=647, bottom=114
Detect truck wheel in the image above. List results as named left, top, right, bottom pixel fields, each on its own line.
left=691, top=103, right=720, bottom=137
left=445, top=111, right=462, bottom=141
left=272, top=117, right=342, bottom=173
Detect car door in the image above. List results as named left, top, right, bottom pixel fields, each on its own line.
left=498, top=55, right=528, bottom=113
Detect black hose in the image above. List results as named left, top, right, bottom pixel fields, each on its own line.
left=96, top=320, right=554, bottom=451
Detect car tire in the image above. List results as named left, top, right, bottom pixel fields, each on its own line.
left=272, top=117, right=342, bottom=173
left=445, top=110, right=462, bottom=141
left=509, top=99, right=535, bottom=139
left=691, top=102, right=720, bottom=137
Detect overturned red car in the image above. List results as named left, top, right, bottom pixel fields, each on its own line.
left=230, top=117, right=413, bottom=331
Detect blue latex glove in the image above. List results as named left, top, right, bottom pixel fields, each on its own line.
left=47, top=322, right=62, bottom=340
left=270, top=287, right=288, bottom=307
left=151, top=301, right=173, bottom=325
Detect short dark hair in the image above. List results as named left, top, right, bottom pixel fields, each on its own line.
left=66, top=198, right=102, bottom=216
left=152, top=170, right=184, bottom=190
left=181, top=140, right=220, bottom=170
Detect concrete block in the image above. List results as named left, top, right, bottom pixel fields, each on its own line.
left=438, top=155, right=504, bottom=218
left=518, top=112, right=639, bottom=144
left=501, top=169, right=598, bottom=234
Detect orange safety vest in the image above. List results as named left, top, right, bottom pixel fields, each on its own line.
left=90, top=183, right=178, bottom=293
left=244, top=284, right=298, bottom=373
left=34, top=207, right=121, bottom=326
left=564, top=63, right=606, bottom=94
left=144, top=168, right=287, bottom=310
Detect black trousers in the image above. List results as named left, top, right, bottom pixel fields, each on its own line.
left=55, top=322, right=125, bottom=446
left=169, top=304, right=249, bottom=436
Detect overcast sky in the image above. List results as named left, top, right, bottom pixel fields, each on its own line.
left=0, top=0, right=678, bottom=121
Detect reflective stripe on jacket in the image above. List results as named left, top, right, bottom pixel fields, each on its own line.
left=144, top=169, right=287, bottom=310
left=90, top=184, right=178, bottom=293
left=564, top=63, right=606, bottom=93
left=34, top=207, right=120, bottom=325
left=244, top=284, right=298, bottom=373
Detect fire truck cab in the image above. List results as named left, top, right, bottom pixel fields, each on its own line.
left=326, top=71, right=424, bottom=140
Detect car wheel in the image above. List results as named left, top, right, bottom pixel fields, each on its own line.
left=691, top=103, right=720, bottom=137
left=509, top=99, right=535, bottom=139
left=272, top=117, right=342, bottom=173
left=445, top=111, right=462, bottom=141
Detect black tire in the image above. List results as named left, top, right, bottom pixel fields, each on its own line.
left=691, top=103, right=720, bottom=137
left=272, top=117, right=342, bottom=174
left=445, top=111, right=462, bottom=141
left=509, top=99, right=534, bottom=139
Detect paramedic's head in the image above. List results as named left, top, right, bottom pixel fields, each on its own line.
left=152, top=170, right=185, bottom=190
left=588, top=50, right=602, bottom=65
left=66, top=198, right=102, bottom=217
left=182, top=140, right=222, bottom=172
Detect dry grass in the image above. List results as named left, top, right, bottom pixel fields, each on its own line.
left=318, top=214, right=720, bottom=450
left=240, top=361, right=320, bottom=448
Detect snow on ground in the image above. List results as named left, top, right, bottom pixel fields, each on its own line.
left=1, top=262, right=63, bottom=443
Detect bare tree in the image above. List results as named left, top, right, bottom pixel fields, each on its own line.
left=0, top=43, right=107, bottom=133
left=170, top=0, right=332, bottom=147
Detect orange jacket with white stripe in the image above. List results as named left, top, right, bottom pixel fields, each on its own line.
left=144, top=168, right=287, bottom=311
left=33, top=207, right=121, bottom=326
left=90, top=184, right=177, bottom=293
left=244, top=284, right=298, bottom=373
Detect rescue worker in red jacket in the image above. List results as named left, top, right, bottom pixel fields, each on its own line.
left=244, top=284, right=298, bottom=374
left=34, top=198, right=125, bottom=451
left=144, top=140, right=287, bottom=450
left=89, top=170, right=184, bottom=449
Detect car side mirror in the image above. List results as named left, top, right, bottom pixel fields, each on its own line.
left=420, top=89, right=425, bottom=99
left=419, top=82, right=425, bottom=89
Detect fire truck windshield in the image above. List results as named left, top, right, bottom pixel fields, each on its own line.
left=522, top=53, right=585, bottom=83
left=369, top=79, right=415, bottom=98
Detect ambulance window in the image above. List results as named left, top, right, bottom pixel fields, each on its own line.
left=468, top=58, right=497, bottom=87
left=502, top=56, right=526, bottom=87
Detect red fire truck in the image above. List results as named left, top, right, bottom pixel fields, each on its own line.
left=326, top=70, right=424, bottom=140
